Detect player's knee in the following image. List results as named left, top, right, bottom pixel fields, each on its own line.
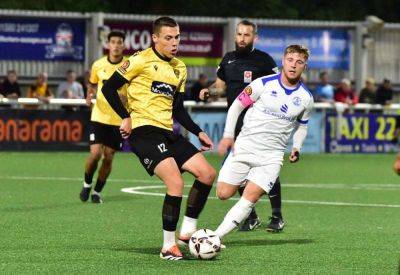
left=197, top=166, right=216, bottom=185
left=216, top=185, right=232, bottom=200
left=166, top=179, right=185, bottom=196
left=91, top=150, right=102, bottom=162
left=103, top=151, right=115, bottom=163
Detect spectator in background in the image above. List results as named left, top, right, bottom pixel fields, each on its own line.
left=27, top=73, right=53, bottom=103
left=1, top=70, right=21, bottom=99
left=359, top=77, right=376, bottom=104
left=375, top=78, right=394, bottom=105
left=334, top=78, right=357, bottom=104
left=78, top=70, right=91, bottom=98
left=188, top=73, right=208, bottom=101
left=314, top=71, right=334, bottom=103
left=57, top=70, right=84, bottom=99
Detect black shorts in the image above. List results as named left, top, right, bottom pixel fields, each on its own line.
left=89, top=121, right=122, bottom=151
left=129, top=125, right=200, bottom=176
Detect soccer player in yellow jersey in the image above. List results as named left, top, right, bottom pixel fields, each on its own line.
left=102, top=17, right=216, bottom=260
left=79, top=31, right=128, bottom=204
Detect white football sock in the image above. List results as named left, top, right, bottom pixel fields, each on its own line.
left=92, top=190, right=100, bottom=196
left=83, top=182, right=91, bottom=188
left=215, top=197, right=255, bottom=238
left=162, top=230, right=176, bottom=250
left=180, top=216, right=197, bottom=237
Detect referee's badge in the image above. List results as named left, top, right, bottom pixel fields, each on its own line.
left=244, top=71, right=252, bottom=83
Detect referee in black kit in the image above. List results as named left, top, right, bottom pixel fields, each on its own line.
left=200, top=19, right=285, bottom=232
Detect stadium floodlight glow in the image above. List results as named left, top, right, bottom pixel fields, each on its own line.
left=364, top=15, right=384, bottom=32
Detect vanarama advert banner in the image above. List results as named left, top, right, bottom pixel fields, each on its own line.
left=325, top=113, right=398, bottom=153
left=102, top=21, right=223, bottom=66
left=0, top=109, right=90, bottom=151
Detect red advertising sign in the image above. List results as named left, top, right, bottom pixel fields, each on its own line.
left=102, top=21, right=223, bottom=58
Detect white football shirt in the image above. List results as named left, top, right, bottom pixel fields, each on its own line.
left=232, top=73, right=314, bottom=161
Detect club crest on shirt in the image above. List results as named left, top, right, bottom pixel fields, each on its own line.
left=270, top=90, right=277, bottom=97
left=292, top=96, right=301, bottom=106
left=118, top=60, right=130, bottom=74
left=244, top=86, right=252, bottom=96
left=154, top=65, right=158, bottom=71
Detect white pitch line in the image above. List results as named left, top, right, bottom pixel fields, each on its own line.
left=1, top=175, right=400, bottom=191
left=120, top=185, right=400, bottom=209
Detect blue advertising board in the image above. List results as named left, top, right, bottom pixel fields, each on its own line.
left=256, top=27, right=351, bottom=70
left=0, top=18, right=85, bottom=61
left=287, top=112, right=323, bottom=153
left=188, top=111, right=323, bottom=153
left=325, top=113, right=398, bottom=153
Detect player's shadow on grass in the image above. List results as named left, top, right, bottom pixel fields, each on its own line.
left=226, top=238, right=313, bottom=247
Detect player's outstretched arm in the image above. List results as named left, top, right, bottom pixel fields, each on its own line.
left=172, top=92, right=213, bottom=150
left=290, top=124, right=308, bottom=163
left=102, top=72, right=129, bottom=118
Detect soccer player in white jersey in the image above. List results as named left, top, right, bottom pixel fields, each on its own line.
left=214, top=45, right=313, bottom=239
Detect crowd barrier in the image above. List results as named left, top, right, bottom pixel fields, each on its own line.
left=0, top=98, right=399, bottom=153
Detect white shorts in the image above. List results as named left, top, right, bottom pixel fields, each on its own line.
left=217, top=152, right=282, bottom=193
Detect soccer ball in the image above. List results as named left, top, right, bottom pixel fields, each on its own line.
left=189, top=229, right=221, bottom=260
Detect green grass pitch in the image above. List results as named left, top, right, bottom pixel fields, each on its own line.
left=1, top=152, right=399, bottom=273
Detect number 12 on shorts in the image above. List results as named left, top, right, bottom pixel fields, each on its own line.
left=158, top=143, right=168, bottom=153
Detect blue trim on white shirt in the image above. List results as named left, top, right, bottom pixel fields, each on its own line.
left=261, top=73, right=280, bottom=86
left=301, top=83, right=313, bottom=98
left=297, top=118, right=309, bottom=124
left=277, top=73, right=301, bottom=95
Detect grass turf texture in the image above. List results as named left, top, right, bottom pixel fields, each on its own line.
left=1, top=152, right=399, bottom=273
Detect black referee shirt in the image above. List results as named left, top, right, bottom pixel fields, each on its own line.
left=217, top=49, right=277, bottom=108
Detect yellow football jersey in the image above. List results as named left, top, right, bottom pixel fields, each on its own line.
left=116, top=47, right=187, bottom=131
left=90, top=56, right=128, bottom=126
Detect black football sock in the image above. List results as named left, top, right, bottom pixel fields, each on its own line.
left=84, top=172, right=93, bottom=185
left=94, top=179, right=106, bottom=193
left=185, top=180, right=212, bottom=219
left=238, top=186, right=258, bottom=220
left=269, top=177, right=282, bottom=219
left=162, top=194, right=182, bottom=231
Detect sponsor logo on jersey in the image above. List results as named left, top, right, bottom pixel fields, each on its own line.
left=151, top=81, right=176, bottom=97
left=280, top=104, right=288, bottom=113
left=292, top=96, right=301, bottom=106
left=118, top=60, right=130, bottom=74
left=257, top=107, right=296, bottom=122
left=244, top=71, right=252, bottom=83
left=244, top=86, right=252, bottom=96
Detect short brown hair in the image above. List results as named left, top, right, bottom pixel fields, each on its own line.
left=284, top=45, right=310, bottom=60
left=237, top=20, right=257, bottom=34
left=153, top=16, right=178, bottom=34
